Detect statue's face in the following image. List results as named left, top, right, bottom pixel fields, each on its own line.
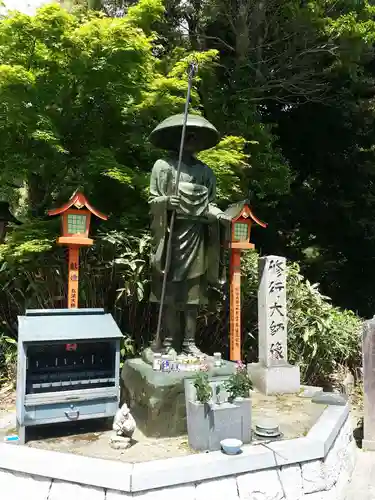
left=184, top=131, right=198, bottom=153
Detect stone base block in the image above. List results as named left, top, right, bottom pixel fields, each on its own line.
left=121, top=358, right=236, bottom=437
left=248, top=362, right=300, bottom=395
left=299, top=385, right=323, bottom=398
left=312, top=392, right=348, bottom=406
left=362, top=439, right=375, bottom=451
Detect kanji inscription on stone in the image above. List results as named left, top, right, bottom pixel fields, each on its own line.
left=258, top=255, right=287, bottom=367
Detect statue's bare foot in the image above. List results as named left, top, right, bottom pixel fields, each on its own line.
left=164, top=347, right=177, bottom=359
left=150, top=339, right=163, bottom=353
left=182, top=342, right=204, bottom=357
left=142, top=344, right=178, bottom=365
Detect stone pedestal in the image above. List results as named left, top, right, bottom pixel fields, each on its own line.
left=248, top=361, right=300, bottom=396
left=363, top=318, right=375, bottom=450
left=121, top=358, right=236, bottom=437
left=250, top=256, right=300, bottom=395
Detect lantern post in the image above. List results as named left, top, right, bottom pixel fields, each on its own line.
left=48, top=191, right=108, bottom=309
left=224, top=201, right=267, bottom=361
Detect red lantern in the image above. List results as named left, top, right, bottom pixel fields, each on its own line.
left=224, top=201, right=267, bottom=361
left=48, top=191, right=108, bottom=308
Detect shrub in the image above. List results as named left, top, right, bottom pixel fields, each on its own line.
left=286, top=261, right=362, bottom=385
left=0, top=234, right=362, bottom=388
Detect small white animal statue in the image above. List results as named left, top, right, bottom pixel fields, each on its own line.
left=113, top=402, right=136, bottom=437
left=109, top=403, right=136, bottom=450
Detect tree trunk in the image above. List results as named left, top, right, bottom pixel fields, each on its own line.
left=88, top=0, right=102, bottom=10
left=27, top=173, right=48, bottom=218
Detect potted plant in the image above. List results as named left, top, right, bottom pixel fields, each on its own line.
left=193, top=372, right=223, bottom=407
left=225, top=361, right=253, bottom=402
left=193, top=372, right=212, bottom=404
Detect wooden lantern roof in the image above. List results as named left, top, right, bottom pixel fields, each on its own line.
left=48, top=191, right=108, bottom=220
left=224, top=199, right=267, bottom=227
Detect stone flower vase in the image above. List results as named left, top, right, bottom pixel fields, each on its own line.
left=185, top=393, right=252, bottom=452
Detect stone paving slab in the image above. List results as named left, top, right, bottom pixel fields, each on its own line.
left=344, top=449, right=375, bottom=500
left=0, top=411, right=15, bottom=430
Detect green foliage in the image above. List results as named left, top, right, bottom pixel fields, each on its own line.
left=125, top=0, right=164, bottom=33
left=0, top=334, right=17, bottom=385
left=119, top=335, right=135, bottom=368
left=286, top=262, right=362, bottom=384
left=0, top=220, right=56, bottom=261
left=0, top=1, right=249, bottom=231
left=198, top=136, right=249, bottom=204
left=193, top=372, right=212, bottom=404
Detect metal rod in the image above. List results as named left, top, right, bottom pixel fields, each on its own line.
left=154, top=61, right=198, bottom=347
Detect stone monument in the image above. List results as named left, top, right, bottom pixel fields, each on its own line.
left=121, top=114, right=236, bottom=437
left=248, top=255, right=300, bottom=395
left=363, top=317, right=375, bottom=450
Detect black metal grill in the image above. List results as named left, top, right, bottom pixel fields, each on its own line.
left=26, top=341, right=116, bottom=394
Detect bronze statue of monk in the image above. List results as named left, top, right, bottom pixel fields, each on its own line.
left=147, top=114, right=231, bottom=358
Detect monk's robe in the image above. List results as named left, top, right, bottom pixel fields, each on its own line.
left=149, top=154, right=226, bottom=310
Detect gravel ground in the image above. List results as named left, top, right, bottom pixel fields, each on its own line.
left=2, top=381, right=373, bottom=498
left=0, top=386, right=325, bottom=463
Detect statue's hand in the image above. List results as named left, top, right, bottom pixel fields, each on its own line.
left=167, top=195, right=181, bottom=209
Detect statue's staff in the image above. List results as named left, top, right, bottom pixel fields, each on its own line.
left=154, top=61, right=198, bottom=346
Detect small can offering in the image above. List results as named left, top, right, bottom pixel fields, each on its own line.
left=152, top=353, right=162, bottom=371
left=213, top=352, right=222, bottom=367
